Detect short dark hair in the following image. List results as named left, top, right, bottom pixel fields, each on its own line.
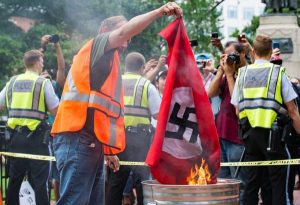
left=23, top=50, right=43, bottom=68
left=98, top=16, right=127, bottom=34
left=125, top=52, right=145, bottom=72
left=225, top=41, right=245, bottom=54
left=253, top=35, right=272, bottom=57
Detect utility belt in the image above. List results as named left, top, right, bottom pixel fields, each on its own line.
left=7, top=120, right=51, bottom=145
left=239, top=114, right=291, bottom=153
left=125, top=124, right=153, bottom=134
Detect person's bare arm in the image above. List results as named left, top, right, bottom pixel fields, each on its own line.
left=54, top=42, right=66, bottom=88
left=285, top=100, right=300, bottom=134
left=48, top=106, right=58, bottom=116
left=207, top=55, right=225, bottom=98
left=143, top=55, right=166, bottom=81
left=106, top=2, right=182, bottom=51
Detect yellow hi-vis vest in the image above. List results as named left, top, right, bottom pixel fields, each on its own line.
left=5, top=71, right=47, bottom=131
left=122, top=73, right=151, bottom=127
left=237, top=62, right=287, bottom=129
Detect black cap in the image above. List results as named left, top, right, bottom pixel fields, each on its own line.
left=155, top=69, right=168, bottom=82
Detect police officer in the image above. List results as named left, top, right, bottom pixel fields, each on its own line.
left=107, top=52, right=161, bottom=205
left=0, top=50, right=59, bottom=205
left=231, top=35, right=300, bottom=205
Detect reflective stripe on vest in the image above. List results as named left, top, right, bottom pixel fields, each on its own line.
left=61, top=71, right=122, bottom=118
left=51, top=39, right=125, bottom=155
left=6, top=74, right=47, bottom=130
left=238, top=63, right=286, bottom=128
left=123, top=74, right=150, bottom=127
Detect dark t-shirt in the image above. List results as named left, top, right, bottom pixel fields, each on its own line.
left=81, top=32, right=118, bottom=137
left=216, top=76, right=242, bottom=144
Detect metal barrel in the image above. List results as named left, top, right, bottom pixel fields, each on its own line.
left=142, top=179, right=240, bottom=205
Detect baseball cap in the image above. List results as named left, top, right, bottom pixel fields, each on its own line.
left=195, top=53, right=211, bottom=62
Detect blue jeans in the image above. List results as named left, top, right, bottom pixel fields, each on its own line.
left=53, top=132, right=104, bottom=205
left=219, top=138, right=244, bottom=178
left=219, top=138, right=246, bottom=205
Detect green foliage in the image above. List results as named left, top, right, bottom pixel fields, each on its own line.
left=230, top=16, right=260, bottom=45
left=0, top=34, right=25, bottom=88
left=180, top=0, right=222, bottom=57
left=0, top=0, right=222, bottom=86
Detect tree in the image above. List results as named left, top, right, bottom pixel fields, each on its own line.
left=0, top=0, right=223, bottom=88
left=180, top=0, right=223, bottom=57
left=231, top=16, right=260, bottom=44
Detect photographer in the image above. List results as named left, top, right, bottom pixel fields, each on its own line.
left=207, top=41, right=247, bottom=203
left=39, top=34, right=66, bottom=203
left=196, top=54, right=221, bottom=117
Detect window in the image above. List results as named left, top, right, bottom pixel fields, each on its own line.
left=228, top=27, right=237, bottom=36
left=227, top=6, right=237, bottom=19
left=244, top=8, right=254, bottom=21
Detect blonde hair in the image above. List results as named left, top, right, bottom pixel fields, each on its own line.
left=253, top=35, right=272, bottom=57
left=98, top=16, right=127, bottom=34
left=23, top=50, right=43, bottom=68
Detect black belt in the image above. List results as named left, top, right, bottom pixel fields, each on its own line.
left=125, top=124, right=152, bottom=133
left=14, top=126, right=31, bottom=134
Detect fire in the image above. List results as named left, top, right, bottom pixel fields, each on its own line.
left=186, top=159, right=211, bottom=185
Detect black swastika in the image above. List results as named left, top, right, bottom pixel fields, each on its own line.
left=165, top=102, right=199, bottom=143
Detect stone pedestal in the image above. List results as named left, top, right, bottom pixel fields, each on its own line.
left=257, top=14, right=300, bottom=78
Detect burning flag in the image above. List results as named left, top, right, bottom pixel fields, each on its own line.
left=146, top=18, right=220, bottom=185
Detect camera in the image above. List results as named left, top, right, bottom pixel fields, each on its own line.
left=226, top=52, right=240, bottom=65
left=49, top=34, right=59, bottom=43
left=197, top=60, right=207, bottom=70
left=211, top=32, right=218, bottom=38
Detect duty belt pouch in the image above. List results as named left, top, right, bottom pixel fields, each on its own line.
left=267, top=119, right=283, bottom=153
left=238, top=118, right=251, bottom=140
left=35, top=120, right=51, bottom=145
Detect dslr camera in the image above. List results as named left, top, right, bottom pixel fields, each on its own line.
left=226, top=52, right=240, bottom=65
left=49, top=34, right=59, bottom=43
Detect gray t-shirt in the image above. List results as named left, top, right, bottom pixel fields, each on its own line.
left=148, top=83, right=161, bottom=116
left=0, top=77, right=59, bottom=110
left=231, top=62, right=297, bottom=106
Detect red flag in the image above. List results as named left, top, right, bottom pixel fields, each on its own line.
left=146, top=18, right=220, bottom=185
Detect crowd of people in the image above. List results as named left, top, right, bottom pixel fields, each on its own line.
left=0, top=2, right=300, bottom=205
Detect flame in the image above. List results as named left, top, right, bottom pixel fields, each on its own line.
left=186, top=159, right=211, bottom=185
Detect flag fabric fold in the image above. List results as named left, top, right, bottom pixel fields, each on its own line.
left=145, top=18, right=220, bottom=185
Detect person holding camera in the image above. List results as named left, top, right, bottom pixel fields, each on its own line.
left=50, top=2, right=182, bottom=205
left=0, top=50, right=59, bottom=205
left=207, top=41, right=247, bottom=203
left=39, top=34, right=66, bottom=203
left=231, top=34, right=300, bottom=205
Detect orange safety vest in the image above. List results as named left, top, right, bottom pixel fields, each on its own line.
left=51, top=39, right=125, bottom=155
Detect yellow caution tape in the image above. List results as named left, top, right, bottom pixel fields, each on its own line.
left=1, top=151, right=300, bottom=167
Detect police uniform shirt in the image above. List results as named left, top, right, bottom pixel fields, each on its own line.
left=0, top=71, right=59, bottom=110
left=231, top=59, right=298, bottom=107
left=147, top=83, right=161, bottom=116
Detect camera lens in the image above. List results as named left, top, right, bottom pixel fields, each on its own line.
left=49, top=34, right=59, bottom=43
left=226, top=53, right=240, bottom=65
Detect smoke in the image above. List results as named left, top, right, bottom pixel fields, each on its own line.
left=61, top=0, right=124, bottom=37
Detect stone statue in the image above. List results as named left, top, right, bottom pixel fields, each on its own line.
left=262, top=0, right=298, bottom=13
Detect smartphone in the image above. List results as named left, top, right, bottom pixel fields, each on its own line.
left=211, top=32, right=218, bottom=38
left=272, top=42, right=280, bottom=49
left=238, top=33, right=246, bottom=42
left=190, top=39, right=198, bottom=47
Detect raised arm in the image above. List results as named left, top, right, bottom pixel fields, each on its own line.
left=54, top=42, right=66, bottom=88
left=106, top=2, right=182, bottom=51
